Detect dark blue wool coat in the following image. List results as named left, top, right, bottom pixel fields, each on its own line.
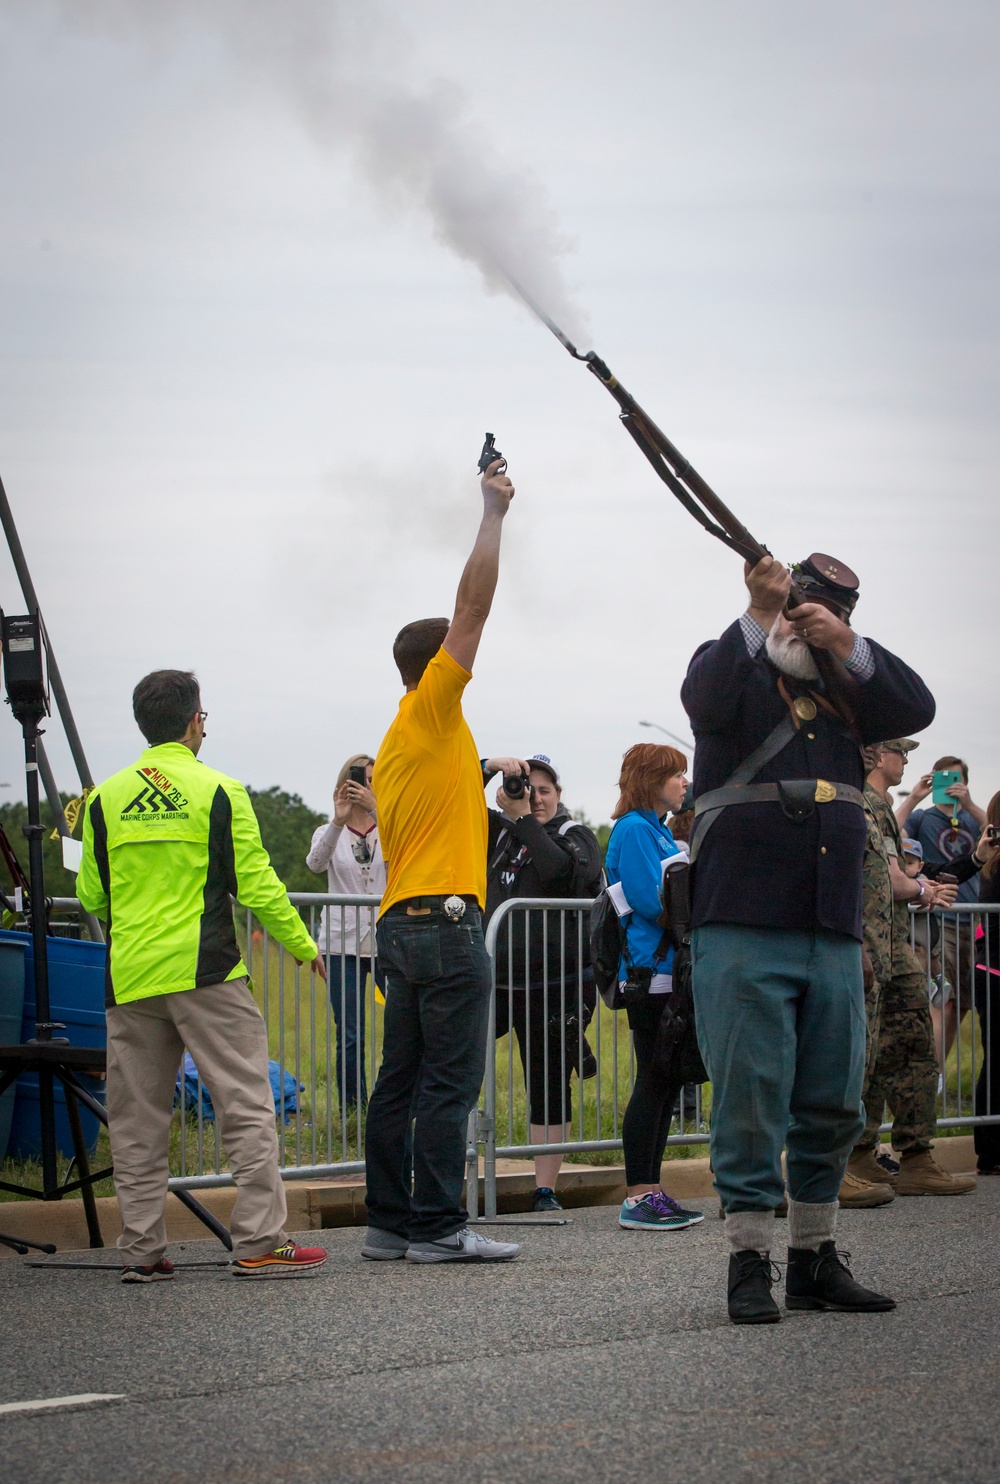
left=681, top=620, right=935, bottom=941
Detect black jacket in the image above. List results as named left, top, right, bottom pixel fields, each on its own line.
left=485, top=804, right=603, bottom=986
left=681, top=620, right=936, bottom=941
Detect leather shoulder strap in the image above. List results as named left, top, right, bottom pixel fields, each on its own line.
left=690, top=713, right=798, bottom=863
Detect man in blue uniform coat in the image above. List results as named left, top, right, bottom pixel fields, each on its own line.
left=681, top=552, right=935, bottom=1324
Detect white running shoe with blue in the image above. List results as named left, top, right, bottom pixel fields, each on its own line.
left=406, top=1227, right=521, bottom=1263
left=619, top=1191, right=704, bottom=1231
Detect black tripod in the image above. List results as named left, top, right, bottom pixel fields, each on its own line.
left=0, top=638, right=230, bottom=1256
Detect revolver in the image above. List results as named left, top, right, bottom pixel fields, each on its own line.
left=477, top=432, right=506, bottom=475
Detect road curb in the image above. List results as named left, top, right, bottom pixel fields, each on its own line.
left=0, top=1135, right=977, bottom=1254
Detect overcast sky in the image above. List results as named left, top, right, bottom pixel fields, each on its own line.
left=0, top=0, right=997, bottom=826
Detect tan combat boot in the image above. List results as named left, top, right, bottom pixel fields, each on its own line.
left=838, top=1168, right=894, bottom=1207
left=895, top=1150, right=977, bottom=1196
left=848, top=1147, right=897, bottom=1187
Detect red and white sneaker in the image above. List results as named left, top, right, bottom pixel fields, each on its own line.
left=121, top=1258, right=175, bottom=1284
left=229, top=1239, right=327, bottom=1278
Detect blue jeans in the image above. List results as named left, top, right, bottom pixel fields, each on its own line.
left=326, top=955, right=385, bottom=1112
left=691, top=923, right=866, bottom=1213
left=364, top=906, right=492, bottom=1242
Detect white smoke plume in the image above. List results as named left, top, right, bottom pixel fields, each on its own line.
left=36, top=0, right=590, bottom=346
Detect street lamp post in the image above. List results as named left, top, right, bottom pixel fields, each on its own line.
left=638, top=719, right=695, bottom=752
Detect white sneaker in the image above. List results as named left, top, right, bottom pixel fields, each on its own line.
left=405, top=1227, right=521, bottom=1263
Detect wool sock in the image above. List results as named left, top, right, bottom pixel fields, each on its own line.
left=725, top=1209, right=774, bottom=1256
left=787, top=1199, right=838, bottom=1252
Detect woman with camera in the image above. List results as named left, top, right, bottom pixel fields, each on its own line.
left=305, top=753, right=386, bottom=1115
left=605, top=743, right=705, bottom=1233
left=485, top=753, right=604, bottom=1212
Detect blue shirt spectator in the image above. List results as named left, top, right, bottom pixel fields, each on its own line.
left=903, top=806, right=981, bottom=903
left=605, top=808, right=682, bottom=989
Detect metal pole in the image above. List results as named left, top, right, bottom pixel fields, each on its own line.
left=0, top=471, right=94, bottom=789
left=36, top=739, right=104, bottom=944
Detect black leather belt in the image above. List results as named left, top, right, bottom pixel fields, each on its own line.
left=694, top=779, right=864, bottom=826
left=386, top=894, right=480, bottom=917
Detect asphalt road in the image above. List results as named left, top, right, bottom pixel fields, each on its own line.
left=2, top=1182, right=998, bottom=1483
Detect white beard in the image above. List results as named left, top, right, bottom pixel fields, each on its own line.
left=766, top=628, right=820, bottom=682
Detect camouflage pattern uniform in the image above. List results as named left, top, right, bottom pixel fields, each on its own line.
left=856, top=783, right=938, bottom=1154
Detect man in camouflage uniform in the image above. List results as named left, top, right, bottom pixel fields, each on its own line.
left=845, top=740, right=977, bottom=1197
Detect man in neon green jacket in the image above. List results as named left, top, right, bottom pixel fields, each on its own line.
left=79, top=669, right=328, bottom=1282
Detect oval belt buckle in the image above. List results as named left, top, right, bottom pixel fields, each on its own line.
left=794, top=696, right=818, bottom=721
left=443, top=895, right=467, bottom=921
left=814, top=779, right=837, bottom=804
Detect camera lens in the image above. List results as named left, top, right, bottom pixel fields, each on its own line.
left=502, top=773, right=527, bottom=799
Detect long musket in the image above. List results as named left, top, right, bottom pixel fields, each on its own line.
left=512, top=284, right=860, bottom=731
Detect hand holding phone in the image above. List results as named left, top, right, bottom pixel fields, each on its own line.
left=932, top=769, right=963, bottom=810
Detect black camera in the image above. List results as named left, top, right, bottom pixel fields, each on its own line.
left=502, top=772, right=533, bottom=800
left=1, top=612, right=48, bottom=724
left=621, top=965, right=653, bottom=1003
left=348, top=764, right=367, bottom=787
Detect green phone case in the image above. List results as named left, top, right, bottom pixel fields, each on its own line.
left=931, top=769, right=962, bottom=807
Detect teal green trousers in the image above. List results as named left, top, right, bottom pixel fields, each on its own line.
left=691, top=924, right=866, bottom=1213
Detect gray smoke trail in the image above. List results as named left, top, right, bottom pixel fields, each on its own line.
left=37, top=0, right=590, bottom=345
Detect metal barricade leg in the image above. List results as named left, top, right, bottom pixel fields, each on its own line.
left=465, top=1109, right=479, bottom=1221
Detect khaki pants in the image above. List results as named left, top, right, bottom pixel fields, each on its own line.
left=106, top=978, right=287, bottom=1264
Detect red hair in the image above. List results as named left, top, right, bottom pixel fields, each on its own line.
left=613, top=743, right=687, bottom=819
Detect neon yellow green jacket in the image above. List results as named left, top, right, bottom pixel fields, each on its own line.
left=78, top=742, right=317, bottom=1005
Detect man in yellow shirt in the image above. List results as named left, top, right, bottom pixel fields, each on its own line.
left=363, top=456, right=520, bottom=1264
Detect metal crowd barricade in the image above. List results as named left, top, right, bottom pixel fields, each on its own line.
left=51, top=891, right=384, bottom=1191
left=168, top=892, right=384, bottom=1190
left=908, top=900, right=1000, bottom=1135
left=478, top=897, right=710, bottom=1219
left=44, top=893, right=1000, bottom=1204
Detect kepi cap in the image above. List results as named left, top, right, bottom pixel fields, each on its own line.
left=793, top=553, right=860, bottom=616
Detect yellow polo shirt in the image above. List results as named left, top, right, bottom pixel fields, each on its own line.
left=373, top=647, right=487, bottom=915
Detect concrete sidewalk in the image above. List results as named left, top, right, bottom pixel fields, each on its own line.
left=1, top=1180, right=998, bottom=1483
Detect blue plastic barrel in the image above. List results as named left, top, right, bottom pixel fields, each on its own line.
left=0, top=937, right=26, bottom=1160
left=0, top=930, right=108, bottom=1160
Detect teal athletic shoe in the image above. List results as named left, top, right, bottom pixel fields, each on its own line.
left=619, top=1191, right=704, bottom=1231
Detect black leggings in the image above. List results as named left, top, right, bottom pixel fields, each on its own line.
left=495, top=982, right=595, bottom=1126
left=622, top=996, right=685, bottom=1185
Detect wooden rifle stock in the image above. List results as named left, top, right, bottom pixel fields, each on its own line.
left=581, top=353, right=861, bottom=734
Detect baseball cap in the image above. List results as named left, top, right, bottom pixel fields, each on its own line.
left=526, top=753, right=560, bottom=786
left=901, top=837, right=924, bottom=860
left=880, top=738, right=920, bottom=754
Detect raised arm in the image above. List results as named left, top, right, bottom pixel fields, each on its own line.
left=442, top=459, right=515, bottom=673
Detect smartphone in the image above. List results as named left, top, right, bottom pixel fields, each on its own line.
left=931, top=769, right=962, bottom=807
left=348, top=765, right=368, bottom=787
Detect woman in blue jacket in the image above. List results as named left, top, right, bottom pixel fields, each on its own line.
left=605, top=743, right=704, bottom=1232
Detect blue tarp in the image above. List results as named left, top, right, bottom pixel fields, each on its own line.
left=174, top=1053, right=301, bottom=1123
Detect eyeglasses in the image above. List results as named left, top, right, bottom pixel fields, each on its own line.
left=196, top=711, right=208, bottom=723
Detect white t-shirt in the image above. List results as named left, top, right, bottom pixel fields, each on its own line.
left=305, top=818, right=386, bottom=955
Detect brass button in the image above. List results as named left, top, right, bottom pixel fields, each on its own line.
left=821, top=846, right=827, bottom=855
left=807, top=732, right=815, bottom=740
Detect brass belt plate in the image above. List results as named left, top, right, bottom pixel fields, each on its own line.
left=814, top=779, right=837, bottom=803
